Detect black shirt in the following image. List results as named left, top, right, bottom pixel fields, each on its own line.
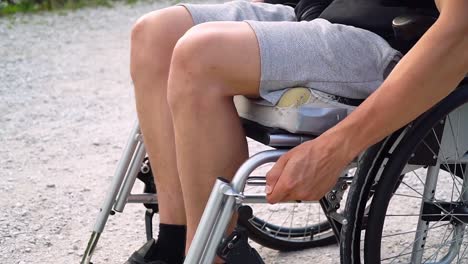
left=264, top=0, right=301, bottom=7
left=319, top=0, right=439, bottom=41
left=264, top=0, right=439, bottom=42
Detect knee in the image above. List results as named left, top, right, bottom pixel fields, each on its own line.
left=170, top=24, right=225, bottom=77
left=130, top=11, right=166, bottom=79
left=167, top=24, right=226, bottom=108
left=131, top=7, right=177, bottom=48
left=130, top=7, right=187, bottom=79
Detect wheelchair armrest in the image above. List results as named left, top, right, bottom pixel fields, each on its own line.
left=392, top=15, right=437, bottom=53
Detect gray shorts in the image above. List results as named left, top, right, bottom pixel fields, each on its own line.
left=180, top=0, right=401, bottom=104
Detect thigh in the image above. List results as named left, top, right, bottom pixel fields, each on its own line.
left=245, top=18, right=402, bottom=104
left=179, top=18, right=401, bottom=102
left=176, top=21, right=262, bottom=97
left=179, top=0, right=296, bottom=25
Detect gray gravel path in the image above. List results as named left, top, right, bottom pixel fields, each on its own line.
left=0, top=1, right=339, bottom=263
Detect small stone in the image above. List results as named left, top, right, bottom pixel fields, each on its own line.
left=46, top=184, right=56, bottom=188
left=24, top=248, right=31, bottom=253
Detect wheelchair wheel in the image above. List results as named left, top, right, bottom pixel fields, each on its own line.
left=239, top=198, right=336, bottom=251
left=345, top=86, right=468, bottom=263
left=340, top=130, right=406, bottom=263
left=137, top=159, right=338, bottom=251
left=238, top=163, right=359, bottom=251
left=244, top=214, right=334, bottom=251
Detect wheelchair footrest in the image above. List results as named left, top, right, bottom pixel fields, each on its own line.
left=217, top=226, right=265, bottom=264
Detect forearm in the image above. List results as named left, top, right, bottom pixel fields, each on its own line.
left=322, top=3, right=468, bottom=159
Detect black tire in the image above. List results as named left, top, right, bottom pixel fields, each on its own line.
left=241, top=163, right=376, bottom=251
left=340, top=132, right=404, bottom=264
left=241, top=212, right=337, bottom=251
left=139, top=159, right=338, bottom=251
left=347, top=86, right=468, bottom=263
left=239, top=178, right=339, bottom=251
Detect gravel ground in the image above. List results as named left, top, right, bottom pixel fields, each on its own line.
left=0, top=1, right=340, bottom=263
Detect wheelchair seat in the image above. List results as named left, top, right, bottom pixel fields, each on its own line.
left=235, top=88, right=360, bottom=146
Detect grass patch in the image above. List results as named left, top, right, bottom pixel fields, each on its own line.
left=0, top=0, right=134, bottom=16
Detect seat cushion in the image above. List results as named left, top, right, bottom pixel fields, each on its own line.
left=234, top=88, right=357, bottom=136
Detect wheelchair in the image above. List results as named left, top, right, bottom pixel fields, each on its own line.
left=81, top=14, right=468, bottom=264
left=80, top=88, right=352, bottom=264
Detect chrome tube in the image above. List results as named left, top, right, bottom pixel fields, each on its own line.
left=196, top=150, right=287, bottom=263
left=268, top=134, right=313, bottom=147
left=231, top=150, right=287, bottom=191
left=185, top=179, right=231, bottom=263
left=82, top=122, right=140, bottom=264
left=114, top=141, right=146, bottom=212
left=431, top=163, right=468, bottom=264
left=127, top=194, right=158, bottom=204
left=411, top=162, right=441, bottom=264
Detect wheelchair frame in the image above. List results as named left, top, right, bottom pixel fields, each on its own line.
left=81, top=89, right=467, bottom=264
left=80, top=120, right=351, bottom=264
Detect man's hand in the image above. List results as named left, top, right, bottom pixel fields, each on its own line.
left=265, top=133, right=354, bottom=203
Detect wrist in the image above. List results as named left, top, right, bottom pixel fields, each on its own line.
left=319, top=122, right=367, bottom=163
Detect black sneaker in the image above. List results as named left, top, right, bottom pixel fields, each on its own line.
left=225, top=244, right=264, bottom=264
left=218, top=226, right=265, bottom=264
left=124, top=239, right=167, bottom=264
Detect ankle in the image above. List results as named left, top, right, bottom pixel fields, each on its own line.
left=147, top=223, right=186, bottom=264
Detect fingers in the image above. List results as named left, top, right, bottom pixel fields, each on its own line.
left=266, top=154, right=292, bottom=204
left=266, top=171, right=291, bottom=203
left=265, top=153, right=288, bottom=195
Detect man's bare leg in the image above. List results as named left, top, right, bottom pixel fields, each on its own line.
left=167, top=21, right=261, bottom=251
left=130, top=6, right=193, bottom=225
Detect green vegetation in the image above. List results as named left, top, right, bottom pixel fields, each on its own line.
left=0, top=0, right=136, bottom=16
